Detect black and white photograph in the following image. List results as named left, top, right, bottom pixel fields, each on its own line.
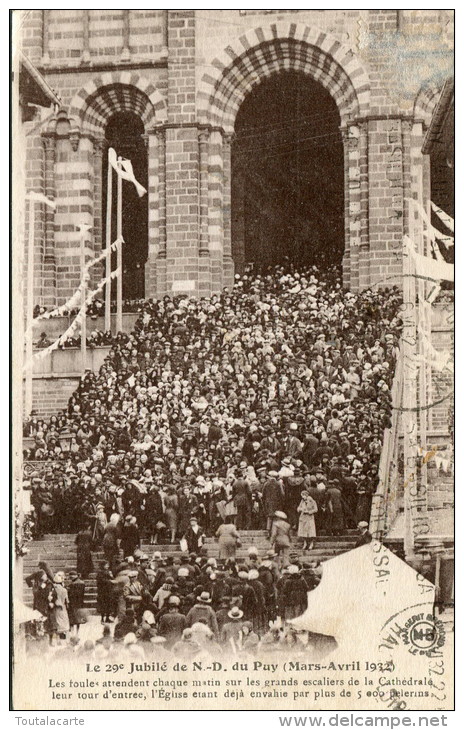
left=11, top=8, right=454, bottom=714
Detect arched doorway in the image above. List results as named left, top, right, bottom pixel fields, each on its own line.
left=231, top=72, right=344, bottom=272
left=102, top=111, right=148, bottom=299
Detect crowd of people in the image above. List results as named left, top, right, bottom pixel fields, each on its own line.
left=23, top=262, right=400, bottom=660
left=24, top=264, right=401, bottom=550
left=33, top=298, right=147, bottom=319
left=35, top=330, right=116, bottom=350
left=25, top=528, right=372, bottom=660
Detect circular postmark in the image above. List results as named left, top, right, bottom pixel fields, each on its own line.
left=400, top=615, right=446, bottom=656
left=379, top=600, right=447, bottom=659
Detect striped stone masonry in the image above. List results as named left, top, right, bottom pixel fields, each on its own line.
left=18, top=9, right=453, bottom=300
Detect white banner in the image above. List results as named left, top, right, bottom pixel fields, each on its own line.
left=24, top=268, right=121, bottom=371
left=404, top=235, right=454, bottom=282
left=108, top=147, right=147, bottom=197
left=431, top=200, right=454, bottom=233
left=30, top=238, right=121, bottom=328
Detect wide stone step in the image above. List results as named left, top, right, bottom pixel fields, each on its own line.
left=23, top=530, right=358, bottom=608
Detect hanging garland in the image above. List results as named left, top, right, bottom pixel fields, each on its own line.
left=15, top=505, right=35, bottom=557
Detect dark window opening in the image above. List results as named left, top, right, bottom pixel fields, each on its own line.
left=231, top=71, right=344, bottom=273
left=102, top=111, right=148, bottom=300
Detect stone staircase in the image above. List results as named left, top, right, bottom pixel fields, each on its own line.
left=23, top=530, right=359, bottom=610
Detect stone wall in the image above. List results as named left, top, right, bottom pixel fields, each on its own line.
left=19, top=9, right=453, bottom=301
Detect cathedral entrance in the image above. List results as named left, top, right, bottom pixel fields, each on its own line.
left=231, top=72, right=344, bottom=273
left=102, top=111, right=148, bottom=300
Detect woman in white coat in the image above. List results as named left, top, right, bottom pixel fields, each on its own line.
left=297, top=490, right=318, bottom=551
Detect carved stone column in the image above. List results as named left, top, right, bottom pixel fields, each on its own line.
left=155, top=128, right=167, bottom=259
left=198, top=128, right=210, bottom=257
left=93, top=138, right=106, bottom=277
left=145, top=127, right=167, bottom=297
left=41, top=134, right=56, bottom=304
left=222, top=132, right=234, bottom=287
left=81, top=10, right=91, bottom=65
left=42, top=10, right=50, bottom=65
left=121, top=10, right=131, bottom=62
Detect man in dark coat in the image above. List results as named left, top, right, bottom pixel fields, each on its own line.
left=182, top=516, right=205, bottom=554
left=302, top=433, right=319, bottom=467
left=261, top=472, right=284, bottom=531
left=231, top=571, right=257, bottom=621
left=157, top=595, right=187, bottom=647
left=284, top=469, right=304, bottom=530
left=75, top=525, right=94, bottom=579
left=327, top=480, right=345, bottom=536
left=67, top=570, right=86, bottom=634
left=280, top=565, right=309, bottom=620
left=120, top=516, right=140, bottom=558
left=232, top=473, right=252, bottom=530
left=178, top=487, right=199, bottom=535
left=355, top=521, right=373, bottom=548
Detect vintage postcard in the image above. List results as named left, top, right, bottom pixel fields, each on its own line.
left=12, top=9, right=454, bottom=712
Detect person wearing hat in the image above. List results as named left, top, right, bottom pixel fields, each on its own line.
left=96, top=560, right=115, bottom=624
left=215, top=516, right=241, bottom=560
left=157, top=595, right=187, bottom=648
left=185, top=592, right=219, bottom=638
left=327, top=479, right=345, bottom=536
left=121, top=515, right=140, bottom=559
left=181, top=515, right=205, bottom=555
left=123, top=571, right=145, bottom=620
left=67, top=570, right=86, bottom=635
left=75, top=523, right=94, bottom=580
left=177, top=486, right=199, bottom=536
left=113, top=608, right=138, bottom=642
left=171, top=628, right=203, bottom=659
left=102, top=514, right=121, bottom=572
left=297, top=489, right=318, bottom=550
left=247, top=569, right=266, bottom=634
left=280, top=564, right=309, bottom=620
left=145, top=484, right=165, bottom=545
left=231, top=571, right=257, bottom=622
left=244, top=545, right=261, bottom=572
left=50, top=573, right=70, bottom=642
left=214, top=597, right=232, bottom=634
left=261, top=472, right=285, bottom=533
left=136, top=610, right=158, bottom=641
left=355, top=521, right=372, bottom=548
left=270, top=512, right=291, bottom=568
left=164, top=485, right=179, bottom=544
left=220, top=606, right=245, bottom=647
left=232, top=471, right=252, bottom=530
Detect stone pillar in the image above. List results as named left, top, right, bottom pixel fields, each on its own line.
left=343, top=125, right=361, bottom=290
left=42, top=10, right=50, bottom=65
left=341, top=128, right=351, bottom=289
left=198, top=128, right=210, bottom=258
left=366, top=118, right=405, bottom=290
left=358, top=121, right=370, bottom=289
left=81, top=10, right=91, bottom=65
left=54, top=134, right=94, bottom=303
left=121, top=10, right=131, bottom=62
left=92, top=137, right=106, bottom=288
left=198, top=127, right=211, bottom=294
left=165, top=126, right=199, bottom=295
left=209, top=129, right=224, bottom=293
left=231, top=164, right=246, bottom=275
left=161, top=10, right=168, bottom=56
left=222, top=133, right=234, bottom=289
left=145, top=127, right=167, bottom=298
left=42, top=134, right=56, bottom=306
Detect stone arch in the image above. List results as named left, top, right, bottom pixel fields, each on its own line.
left=68, top=71, right=167, bottom=136
left=413, top=81, right=443, bottom=128
left=198, top=22, right=371, bottom=133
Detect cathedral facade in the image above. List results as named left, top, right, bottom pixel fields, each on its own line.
left=19, top=9, right=454, bottom=303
